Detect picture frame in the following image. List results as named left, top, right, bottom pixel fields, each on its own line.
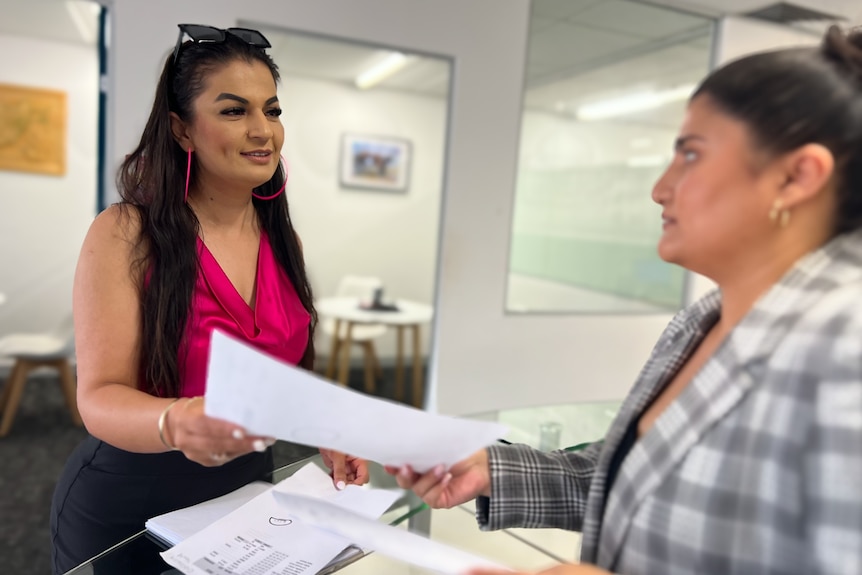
left=0, top=83, right=67, bottom=176
left=339, top=133, right=411, bottom=192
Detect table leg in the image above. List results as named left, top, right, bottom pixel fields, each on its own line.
left=412, top=324, right=423, bottom=407
left=395, top=325, right=405, bottom=401
left=337, top=322, right=354, bottom=386
left=362, top=342, right=376, bottom=395
left=325, top=319, right=342, bottom=380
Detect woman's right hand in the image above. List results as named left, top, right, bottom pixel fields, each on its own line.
left=386, top=449, right=491, bottom=509
left=166, top=397, right=275, bottom=466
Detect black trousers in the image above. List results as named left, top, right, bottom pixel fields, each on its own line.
left=50, top=435, right=272, bottom=574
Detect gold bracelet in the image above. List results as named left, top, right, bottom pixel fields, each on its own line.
left=158, top=398, right=182, bottom=451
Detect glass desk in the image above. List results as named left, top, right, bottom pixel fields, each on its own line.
left=63, top=454, right=427, bottom=575
left=470, top=400, right=621, bottom=452
left=67, top=401, right=622, bottom=575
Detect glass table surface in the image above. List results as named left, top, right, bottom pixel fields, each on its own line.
left=66, top=401, right=623, bottom=574
left=63, top=454, right=426, bottom=575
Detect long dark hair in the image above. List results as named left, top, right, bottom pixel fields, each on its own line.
left=117, top=33, right=316, bottom=397
left=692, top=25, right=862, bottom=236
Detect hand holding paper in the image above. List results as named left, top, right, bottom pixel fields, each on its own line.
left=205, top=330, right=508, bottom=472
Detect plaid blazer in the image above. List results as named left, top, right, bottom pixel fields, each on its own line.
left=477, top=230, right=862, bottom=574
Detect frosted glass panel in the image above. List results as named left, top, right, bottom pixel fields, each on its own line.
left=507, top=0, right=714, bottom=314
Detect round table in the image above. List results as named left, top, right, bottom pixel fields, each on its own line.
left=316, top=297, right=433, bottom=406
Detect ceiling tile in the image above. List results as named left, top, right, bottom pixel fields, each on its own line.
left=531, top=0, right=605, bottom=20
left=571, top=0, right=711, bottom=38
left=528, top=21, right=645, bottom=70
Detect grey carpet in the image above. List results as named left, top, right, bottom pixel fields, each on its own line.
left=0, top=362, right=422, bottom=573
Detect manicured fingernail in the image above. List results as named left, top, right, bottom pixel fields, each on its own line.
left=232, top=429, right=244, bottom=440
left=433, top=464, right=446, bottom=478
left=265, top=437, right=276, bottom=446
left=253, top=439, right=266, bottom=452
left=399, top=466, right=411, bottom=478
left=442, top=472, right=452, bottom=486
left=336, top=480, right=346, bottom=490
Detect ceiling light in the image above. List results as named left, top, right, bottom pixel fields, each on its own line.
left=630, top=137, right=653, bottom=149
left=626, top=154, right=668, bottom=168
left=355, top=52, right=410, bottom=90
left=66, top=0, right=101, bottom=45
left=576, top=84, right=696, bottom=121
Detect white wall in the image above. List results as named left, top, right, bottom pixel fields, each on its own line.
left=280, top=75, right=446, bottom=360
left=0, top=34, right=97, bottom=344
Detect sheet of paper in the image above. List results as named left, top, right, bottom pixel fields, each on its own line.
left=146, top=481, right=272, bottom=546
left=205, top=330, right=509, bottom=472
left=273, top=491, right=511, bottom=575
left=161, top=463, right=402, bottom=575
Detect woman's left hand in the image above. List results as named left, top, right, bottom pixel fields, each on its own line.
left=467, top=564, right=612, bottom=575
left=320, top=448, right=370, bottom=489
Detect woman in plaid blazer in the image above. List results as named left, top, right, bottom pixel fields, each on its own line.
left=393, top=25, right=862, bottom=575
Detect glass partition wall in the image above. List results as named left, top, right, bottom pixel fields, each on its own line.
left=506, top=0, right=714, bottom=314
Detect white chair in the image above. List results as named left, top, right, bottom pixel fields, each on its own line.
left=321, top=275, right=387, bottom=393
left=0, top=315, right=83, bottom=437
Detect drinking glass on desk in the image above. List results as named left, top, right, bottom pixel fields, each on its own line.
left=539, top=421, right=563, bottom=452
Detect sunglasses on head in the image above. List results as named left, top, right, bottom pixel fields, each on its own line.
left=173, top=24, right=272, bottom=64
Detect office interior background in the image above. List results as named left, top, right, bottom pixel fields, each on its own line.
left=0, top=0, right=862, bottom=572
left=2, top=0, right=862, bottom=572
left=4, top=0, right=861, bottom=414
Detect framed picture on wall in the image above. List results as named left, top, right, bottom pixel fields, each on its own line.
left=0, top=83, right=66, bottom=176
left=339, top=133, right=411, bottom=192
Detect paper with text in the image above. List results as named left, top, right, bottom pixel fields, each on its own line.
left=205, top=330, right=508, bottom=472
left=147, top=481, right=272, bottom=546
left=161, top=463, right=402, bottom=575
left=273, top=491, right=511, bottom=574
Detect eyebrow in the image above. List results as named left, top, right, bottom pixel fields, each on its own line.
left=674, top=135, right=705, bottom=150
left=214, top=93, right=279, bottom=106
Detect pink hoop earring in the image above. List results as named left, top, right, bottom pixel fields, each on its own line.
left=184, top=148, right=192, bottom=203
left=252, top=156, right=288, bottom=200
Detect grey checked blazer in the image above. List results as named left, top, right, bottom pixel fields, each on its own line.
left=477, top=230, right=862, bottom=574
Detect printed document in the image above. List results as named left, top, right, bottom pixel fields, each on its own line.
left=160, top=463, right=402, bottom=575
left=205, top=330, right=508, bottom=472
left=273, top=491, right=511, bottom=574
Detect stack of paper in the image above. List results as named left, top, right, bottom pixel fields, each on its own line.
left=154, top=463, right=403, bottom=575
left=147, top=481, right=272, bottom=547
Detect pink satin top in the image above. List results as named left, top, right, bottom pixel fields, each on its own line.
left=178, top=232, right=310, bottom=397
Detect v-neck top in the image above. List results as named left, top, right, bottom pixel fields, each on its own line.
left=177, top=232, right=311, bottom=397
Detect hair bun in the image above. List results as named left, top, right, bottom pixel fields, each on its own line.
left=822, top=25, right=862, bottom=79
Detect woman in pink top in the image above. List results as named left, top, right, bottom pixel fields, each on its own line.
left=50, top=25, right=367, bottom=574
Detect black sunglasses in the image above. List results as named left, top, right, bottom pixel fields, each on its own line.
left=173, top=24, right=272, bottom=64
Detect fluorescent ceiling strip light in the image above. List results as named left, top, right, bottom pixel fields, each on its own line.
left=626, top=154, right=668, bottom=168
left=66, top=0, right=100, bottom=45
left=576, top=84, right=696, bottom=121
left=355, top=52, right=409, bottom=90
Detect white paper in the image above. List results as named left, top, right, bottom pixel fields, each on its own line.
left=205, top=330, right=508, bottom=472
left=147, top=481, right=272, bottom=546
left=273, top=491, right=511, bottom=575
left=160, top=463, right=403, bottom=575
